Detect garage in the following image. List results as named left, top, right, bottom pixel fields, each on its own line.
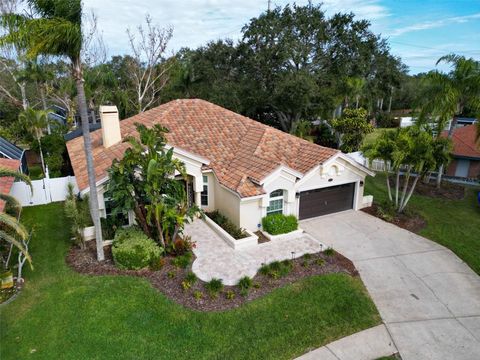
left=299, top=182, right=355, bottom=220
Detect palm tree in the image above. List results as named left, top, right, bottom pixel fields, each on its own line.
left=0, top=166, right=32, bottom=268
left=19, top=108, right=51, bottom=174
left=346, top=77, right=366, bottom=109
left=1, top=0, right=104, bottom=260
left=418, top=54, right=480, bottom=187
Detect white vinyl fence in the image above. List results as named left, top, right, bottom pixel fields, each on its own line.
left=10, top=175, right=78, bottom=207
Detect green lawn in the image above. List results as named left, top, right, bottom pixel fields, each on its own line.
left=363, top=128, right=396, bottom=147
left=0, top=203, right=380, bottom=360
left=365, top=175, right=480, bottom=274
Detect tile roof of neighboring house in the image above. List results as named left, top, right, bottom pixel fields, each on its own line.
left=66, top=99, right=339, bottom=197
left=442, top=124, right=480, bottom=159
left=0, top=158, right=21, bottom=212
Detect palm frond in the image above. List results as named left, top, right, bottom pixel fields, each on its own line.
left=0, top=212, right=28, bottom=240
left=0, top=230, right=32, bottom=267
left=0, top=193, right=21, bottom=213
left=0, top=167, right=32, bottom=191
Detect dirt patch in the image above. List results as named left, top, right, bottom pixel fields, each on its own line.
left=67, top=241, right=358, bottom=312
left=362, top=204, right=426, bottom=233
left=254, top=231, right=270, bottom=244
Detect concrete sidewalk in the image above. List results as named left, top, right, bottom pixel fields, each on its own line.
left=297, top=324, right=397, bottom=360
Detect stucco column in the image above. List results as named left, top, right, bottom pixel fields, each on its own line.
left=195, top=191, right=201, bottom=206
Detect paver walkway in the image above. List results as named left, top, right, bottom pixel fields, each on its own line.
left=184, top=219, right=324, bottom=285
left=297, top=324, right=397, bottom=360
left=300, top=210, right=480, bottom=360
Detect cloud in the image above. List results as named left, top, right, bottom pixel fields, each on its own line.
left=388, top=12, right=480, bottom=37
left=83, top=0, right=389, bottom=56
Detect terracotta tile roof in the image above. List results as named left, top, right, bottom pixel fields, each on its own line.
left=66, top=99, right=338, bottom=197
left=442, top=125, right=480, bottom=159
left=0, top=158, right=21, bottom=212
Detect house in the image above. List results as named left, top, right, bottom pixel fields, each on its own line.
left=444, top=124, right=480, bottom=179
left=66, top=99, right=374, bottom=231
left=0, top=158, right=21, bottom=212
left=0, top=136, right=28, bottom=174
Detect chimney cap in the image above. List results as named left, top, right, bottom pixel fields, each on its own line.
left=99, top=105, right=118, bottom=113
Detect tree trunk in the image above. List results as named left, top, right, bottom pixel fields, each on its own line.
left=388, top=93, right=393, bottom=113
left=355, top=95, right=359, bottom=109
left=37, top=137, right=46, bottom=174
left=399, top=167, right=411, bottom=212
left=73, top=60, right=104, bottom=261
left=384, top=161, right=392, bottom=201
left=39, top=86, right=51, bottom=135
left=399, top=175, right=420, bottom=213
left=133, top=204, right=152, bottom=238
left=395, top=169, right=400, bottom=207
left=20, top=82, right=28, bottom=110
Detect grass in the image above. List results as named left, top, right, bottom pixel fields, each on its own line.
left=0, top=203, right=381, bottom=360
left=363, top=128, right=396, bottom=147
left=365, top=174, right=480, bottom=274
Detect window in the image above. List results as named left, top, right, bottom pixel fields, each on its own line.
left=267, top=189, right=284, bottom=215
left=201, top=175, right=208, bottom=206
left=104, top=197, right=129, bottom=226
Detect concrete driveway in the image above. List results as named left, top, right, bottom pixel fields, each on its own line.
left=301, top=210, right=480, bottom=360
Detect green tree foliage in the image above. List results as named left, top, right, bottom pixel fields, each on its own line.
left=106, top=123, right=201, bottom=251
left=332, top=108, right=373, bottom=152
left=363, top=127, right=452, bottom=213
left=64, top=183, right=91, bottom=250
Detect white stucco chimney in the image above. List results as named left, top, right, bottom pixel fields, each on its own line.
left=99, top=105, right=121, bottom=148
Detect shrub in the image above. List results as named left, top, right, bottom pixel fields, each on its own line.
left=376, top=111, right=400, bottom=128
left=172, top=236, right=195, bottom=255
left=112, top=228, right=163, bottom=270
left=261, top=214, right=298, bottom=235
left=149, top=257, right=166, bottom=271
left=259, top=260, right=293, bottom=278
left=185, top=271, right=197, bottom=285
left=101, top=216, right=123, bottom=240
left=323, top=248, right=335, bottom=256
left=315, top=258, right=325, bottom=266
left=205, top=278, right=223, bottom=297
left=237, top=276, right=253, bottom=291
left=113, top=226, right=144, bottom=245
left=167, top=270, right=176, bottom=279
left=64, top=184, right=92, bottom=249
left=171, top=252, right=193, bottom=269
left=225, top=290, right=235, bottom=300
left=193, top=290, right=203, bottom=300
left=181, top=280, right=192, bottom=291
left=206, top=210, right=248, bottom=239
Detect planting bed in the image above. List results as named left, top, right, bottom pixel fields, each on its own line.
left=68, top=241, right=358, bottom=311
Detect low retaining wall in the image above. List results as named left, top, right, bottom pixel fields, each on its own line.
left=261, top=228, right=304, bottom=241
left=82, top=226, right=113, bottom=246
left=203, top=216, right=258, bottom=249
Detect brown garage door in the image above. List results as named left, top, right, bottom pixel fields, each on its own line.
left=299, top=183, right=355, bottom=220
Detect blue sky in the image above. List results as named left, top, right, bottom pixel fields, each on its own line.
left=84, top=0, right=480, bottom=74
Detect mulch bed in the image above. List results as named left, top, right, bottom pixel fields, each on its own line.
left=387, top=176, right=465, bottom=200
left=254, top=230, right=270, bottom=244
left=362, top=204, right=426, bottom=233
left=67, top=241, right=358, bottom=312
left=413, top=180, right=465, bottom=200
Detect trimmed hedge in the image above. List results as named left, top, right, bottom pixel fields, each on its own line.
left=112, top=227, right=163, bottom=270
left=262, top=214, right=298, bottom=235
left=206, top=210, right=248, bottom=239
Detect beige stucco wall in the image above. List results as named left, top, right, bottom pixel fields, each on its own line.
left=213, top=180, right=241, bottom=227
left=239, top=198, right=263, bottom=230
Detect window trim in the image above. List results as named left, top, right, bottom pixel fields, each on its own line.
left=266, top=189, right=284, bottom=215
left=201, top=176, right=208, bottom=206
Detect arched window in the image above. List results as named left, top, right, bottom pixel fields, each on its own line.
left=267, top=189, right=284, bottom=215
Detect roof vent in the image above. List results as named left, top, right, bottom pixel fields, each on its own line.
left=99, top=105, right=121, bottom=148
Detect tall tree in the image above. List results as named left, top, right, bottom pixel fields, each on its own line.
left=418, top=54, right=480, bottom=186
left=1, top=0, right=105, bottom=260
left=126, top=15, right=172, bottom=113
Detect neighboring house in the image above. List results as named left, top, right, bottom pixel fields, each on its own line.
left=443, top=125, right=480, bottom=180
left=66, top=99, right=374, bottom=231
left=0, top=158, right=21, bottom=212
left=0, top=136, right=28, bottom=174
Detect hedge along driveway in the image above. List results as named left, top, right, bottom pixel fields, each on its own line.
left=0, top=203, right=381, bottom=360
